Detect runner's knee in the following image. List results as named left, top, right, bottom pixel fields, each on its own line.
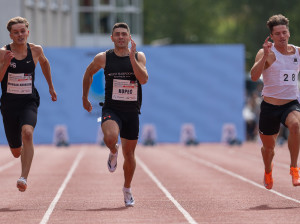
left=103, top=135, right=118, bottom=148
left=288, top=122, right=300, bottom=135
left=262, top=146, right=275, bottom=154
left=123, top=150, right=135, bottom=160
left=22, top=128, right=33, bottom=142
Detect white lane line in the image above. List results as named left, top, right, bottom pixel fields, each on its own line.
left=0, top=160, right=19, bottom=172
left=136, top=156, right=198, bottom=224
left=178, top=150, right=300, bottom=204
left=40, top=149, right=85, bottom=224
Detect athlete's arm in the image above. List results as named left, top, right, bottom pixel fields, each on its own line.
left=82, top=52, right=106, bottom=112
left=250, top=49, right=267, bottom=81
left=32, top=44, right=57, bottom=101
left=0, top=47, right=14, bottom=82
left=250, top=36, right=272, bottom=82
left=129, top=38, right=148, bottom=85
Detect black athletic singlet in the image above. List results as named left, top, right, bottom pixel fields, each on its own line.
left=1, top=43, right=40, bottom=110
left=103, top=49, right=142, bottom=113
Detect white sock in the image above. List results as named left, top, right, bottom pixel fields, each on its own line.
left=111, top=151, right=118, bottom=156
left=123, top=187, right=131, bottom=192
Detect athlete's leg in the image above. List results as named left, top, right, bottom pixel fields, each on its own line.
left=102, top=120, right=119, bottom=154
left=121, top=138, right=137, bottom=188
left=260, top=133, right=278, bottom=173
left=20, top=124, right=34, bottom=179
left=285, top=111, right=300, bottom=168
left=1, top=109, right=22, bottom=158
left=260, top=133, right=277, bottom=189
left=121, top=139, right=137, bottom=207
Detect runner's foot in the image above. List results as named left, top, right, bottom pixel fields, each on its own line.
left=17, top=177, right=27, bottom=192
left=264, top=163, right=273, bottom=190
left=290, top=167, right=300, bottom=186
left=107, top=144, right=119, bottom=172
left=123, top=187, right=135, bottom=207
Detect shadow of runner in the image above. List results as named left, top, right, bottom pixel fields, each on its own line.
left=65, top=207, right=128, bottom=212
left=248, top=204, right=299, bottom=210
left=0, top=207, right=23, bottom=212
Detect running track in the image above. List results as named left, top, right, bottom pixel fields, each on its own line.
left=0, top=142, right=300, bottom=224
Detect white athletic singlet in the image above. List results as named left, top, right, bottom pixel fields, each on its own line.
left=262, top=44, right=300, bottom=99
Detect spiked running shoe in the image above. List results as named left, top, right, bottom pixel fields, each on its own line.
left=17, top=177, right=27, bottom=192
left=107, top=144, right=119, bottom=172
left=263, top=164, right=273, bottom=190
left=290, top=167, right=300, bottom=186
left=123, top=187, right=135, bottom=207
left=10, top=147, right=22, bottom=158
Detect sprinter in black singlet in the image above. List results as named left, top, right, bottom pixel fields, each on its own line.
left=0, top=17, right=57, bottom=192
left=82, top=22, right=148, bottom=207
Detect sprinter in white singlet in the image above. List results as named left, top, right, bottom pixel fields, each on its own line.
left=251, top=14, right=300, bottom=190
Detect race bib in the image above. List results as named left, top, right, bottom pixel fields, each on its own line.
left=7, top=73, right=32, bottom=94
left=280, top=70, right=298, bottom=86
left=112, top=79, right=138, bottom=101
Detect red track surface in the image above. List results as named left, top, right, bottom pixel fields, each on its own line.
left=0, top=142, right=300, bottom=224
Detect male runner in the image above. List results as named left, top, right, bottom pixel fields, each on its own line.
left=82, top=22, right=148, bottom=206
left=0, top=17, right=57, bottom=192
left=250, top=14, right=300, bottom=189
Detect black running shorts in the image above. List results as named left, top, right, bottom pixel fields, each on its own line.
left=1, top=101, right=38, bottom=148
left=259, top=100, right=300, bottom=135
left=101, top=107, right=139, bottom=140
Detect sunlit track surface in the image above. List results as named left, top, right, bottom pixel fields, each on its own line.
left=0, top=143, right=300, bottom=224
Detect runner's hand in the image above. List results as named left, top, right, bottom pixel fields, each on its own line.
left=3, top=50, right=14, bottom=66
left=129, top=38, right=136, bottom=59
left=263, top=36, right=272, bottom=57
left=82, top=97, right=92, bottom=112
left=49, top=88, right=57, bottom=101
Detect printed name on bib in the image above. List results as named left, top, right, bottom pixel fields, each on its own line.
left=7, top=73, right=32, bottom=94
left=112, top=79, right=138, bottom=101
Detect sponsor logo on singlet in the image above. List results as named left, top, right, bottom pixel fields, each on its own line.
left=294, top=58, right=298, bottom=65
left=10, top=62, right=16, bottom=68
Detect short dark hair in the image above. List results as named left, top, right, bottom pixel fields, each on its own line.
left=112, top=22, right=130, bottom=34
left=7, top=17, right=29, bottom=32
left=267, top=14, right=289, bottom=33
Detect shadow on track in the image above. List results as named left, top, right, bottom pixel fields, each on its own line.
left=66, top=207, right=128, bottom=212
left=248, top=205, right=299, bottom=210
left=0, top=207, right=23, bottom=212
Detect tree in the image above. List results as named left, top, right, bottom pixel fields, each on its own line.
left=143, top=0, right=300, bottom=71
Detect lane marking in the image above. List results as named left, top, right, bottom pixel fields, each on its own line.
left=0, top=160, right=19, bottom=172
left=40, top=149, right=85, bottom=224
left=178, top=150, right=300, bottom=204
left=136, top=156, right=198, bottom=224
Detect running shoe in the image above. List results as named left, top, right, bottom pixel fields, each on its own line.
left=123, top=187, right=135, bottom=207
left=107, top=144, right=118, bottom=172
left=10, top=147, right=22, bottom=158
left=263, top=164, right=273, bottom=190
left=290, top=167, right=300, bottom=186
left=17, top=177, right=27, bottom=192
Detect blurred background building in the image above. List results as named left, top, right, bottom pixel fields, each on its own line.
left=0, top=0, right=143, bottom=47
